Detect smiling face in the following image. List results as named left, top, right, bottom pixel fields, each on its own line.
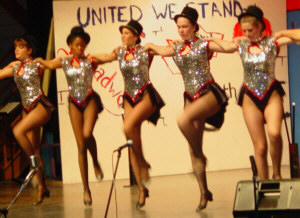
left=14, top=40, right=32, bottom=61
left=176, top=17, right=196, bottom=41
left=121, top=28, right=138, bottom=46
left=68, top=36, right=87, bottom=57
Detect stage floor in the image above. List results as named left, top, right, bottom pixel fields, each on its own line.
left=0, top=166, right=290, bottom=218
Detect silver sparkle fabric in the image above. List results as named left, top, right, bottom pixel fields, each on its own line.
left=61, top=56, right=94, bottom=104
left=172, top=38, right=214, bottom=99
left=238, top=36, right=278, bottom=99
left=13, top=60, right=43, bottom=110
left=117, top=46, right=151, bottom=101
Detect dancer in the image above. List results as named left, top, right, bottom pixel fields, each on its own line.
left=208, top=5, right=299, bottom=180
left=0, top=36, right=54, bottom=205
left=143, top=6, right=228, bottom=211
left=37, top=26, right=114, bottom=205
left=93, top=20, right=165, bottom=209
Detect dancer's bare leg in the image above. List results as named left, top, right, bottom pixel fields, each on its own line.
left=123, top=93, right=156, bottom=205
left=177, top=91, right=220, bottom=209
left=264, top=91, right=283, bottom=179
left=242, top=94, right=269, bottom=179
left=69, top=103, right=91, bottom=204
left=83, top=98, right=103, bottom=180
left=13, top=103, right=51, bottom=202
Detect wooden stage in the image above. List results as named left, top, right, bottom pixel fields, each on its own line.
left=0, top=166, right=290, bottom=218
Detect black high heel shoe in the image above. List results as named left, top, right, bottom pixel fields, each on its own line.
left=32, top=190, right=50, bottom=206
left=136, top=188, right=149, bottom=209
left=196, top=191, right=213, bottom=212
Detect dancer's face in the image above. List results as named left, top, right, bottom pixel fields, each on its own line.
left=241, top=22, right=262, bottom=41
left=69, top=37, right=87, bottom=57
left=121, top=28, right=138, bottom=46
left=176, top=17, right=196, bottom=41
left=14, top=41, right=32, bottom=61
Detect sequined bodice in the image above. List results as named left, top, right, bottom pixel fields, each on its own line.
left=238, top=36, right=278, bottom=98
left=117, top=46, right=150, bottom=99
left=13, top=60, right=43, bottom=110
left=61, top=56, right=94, bottom=103
left=173, top=38, right=214, bottom=98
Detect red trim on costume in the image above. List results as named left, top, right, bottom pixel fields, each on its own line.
left=274, top=38, right=280, bottom=56
left=148, top=52, right=153, bottom=69
left=124, top=45, right=141, bottom=60
left=16, top=59, right=32, bottom=76
left=242, top=79, right=276, bottom=101
left=206, top=40, right=213, bottom=61
left=69, top=89, right=94, bottom=107
left=22, top=94, right=45, bottom=113
left=124, top=82, right=152, bottom=103
left=247, top=42, right=261, bottom=54
left=57, top=48, right=71, bottom=56
left=179, top=37, right=198, bottom=55
left=38, top=64, right=44, bottom=78
left=185, top=80, right=215, bottom=101
left=90, top=57, right=97, bottom=71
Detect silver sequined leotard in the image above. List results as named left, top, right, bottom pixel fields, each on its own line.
left=238, top=36, right=278, bottom=100
left=117, top=45, right=152, bottom=102
left=61, top=56, right=95, bottom=105
left=13, top=59, right=44, bottom=112
left=173, top=38, right=214, bottom=100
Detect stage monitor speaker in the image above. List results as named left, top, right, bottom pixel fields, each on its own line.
left=233, top=179, right=300, bottom=218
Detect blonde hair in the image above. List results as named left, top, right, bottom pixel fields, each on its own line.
left=240, top=16, right=262, bottom=29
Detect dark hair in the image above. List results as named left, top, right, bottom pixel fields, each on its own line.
left=14, top=35, right=37, bottom=57
left=66, top=26, right=90, bottom=45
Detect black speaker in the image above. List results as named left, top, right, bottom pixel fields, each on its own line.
left=233, top=179, right=300, bottom=218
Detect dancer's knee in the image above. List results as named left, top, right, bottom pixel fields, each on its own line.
left=177, top=115, right=189, bottom=133
left=77, top=142, right=87, bottom=154
left=123, top=123, right=136, bottom=139
left=12, top=125, right=23, bottom=140
left=268, top=130, right=282, bottom=146
left=254, top=143, right=268, bottom=158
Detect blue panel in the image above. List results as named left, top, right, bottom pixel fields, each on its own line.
left=287, top=11, right=300, bottom=156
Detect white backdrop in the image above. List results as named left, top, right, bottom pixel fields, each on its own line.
left=53, top=0, right=290, bottom=184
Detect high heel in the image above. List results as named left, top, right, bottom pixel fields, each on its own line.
left=83, top=190, right=92, bottom=206
left=32, top=189, right=50, bottom=206
left=94, top=162, right=104, bottom=181
left=196, top=191, right=213, bottom=212
left=136, top=188, right=149, bottom=209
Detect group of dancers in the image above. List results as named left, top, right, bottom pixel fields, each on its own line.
left=1, top=4, right=300, bottom=212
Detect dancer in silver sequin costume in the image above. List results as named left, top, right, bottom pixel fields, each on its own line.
left=0, top=36, right=54, bottom=205
left=144, top=6, right=230, bottom=211
left=38, top=26, right=115, bottom=206
left=93, top=20, right=165, bottom=209
left=210, top=5, right=300, bottom=180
